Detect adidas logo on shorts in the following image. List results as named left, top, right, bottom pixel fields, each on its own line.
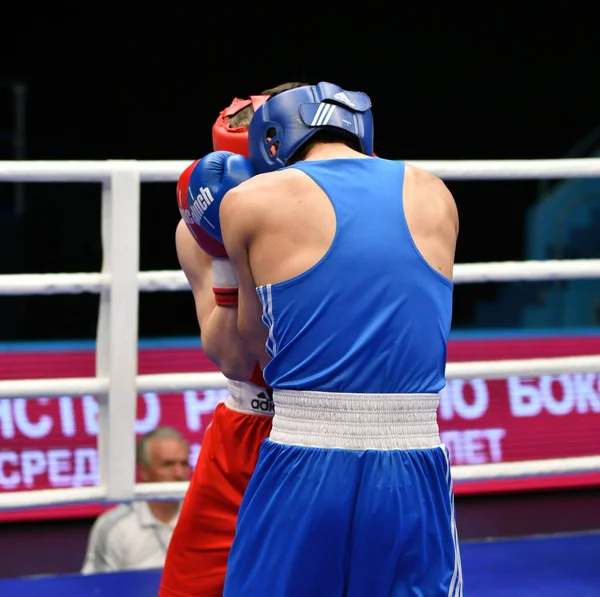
left=251, top=390, right=274, bottom=413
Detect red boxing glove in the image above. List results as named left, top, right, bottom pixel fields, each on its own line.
left=176, top=160, right=238, bottom=307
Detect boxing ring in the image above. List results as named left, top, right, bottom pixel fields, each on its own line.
left=0, top=157, right=599, bottom=595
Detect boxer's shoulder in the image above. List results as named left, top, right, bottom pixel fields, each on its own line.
left=404, top=162, right=446, bottom=188
left=227, top=168, right=300, bottom=196
left=404, top=164, right=456, bottom=215
left=220, top=169, right=300, bottom=220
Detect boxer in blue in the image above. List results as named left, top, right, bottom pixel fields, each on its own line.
left=185, top=82, right=462, bottom=596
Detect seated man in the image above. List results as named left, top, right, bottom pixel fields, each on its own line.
left=81, top=426, right=190, bottom=574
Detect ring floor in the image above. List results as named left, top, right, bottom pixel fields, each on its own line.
left=0, top=530, right=598, bottom=597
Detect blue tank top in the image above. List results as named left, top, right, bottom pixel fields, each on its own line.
left=256, top=157, right=453, bottom=394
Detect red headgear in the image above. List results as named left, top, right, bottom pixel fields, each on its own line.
left=212, top=95, right=269, bottom=157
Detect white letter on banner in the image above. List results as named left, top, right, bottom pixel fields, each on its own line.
left=484, top=428, right=505, bottom=462
left=58, top=396, right=76, bottom=437
left=21, top=450, right=47, bottom=488
left=0, top=399, right=15, bottom=439
left=508, top=377, right=541, bottom=417
left=438, top=385, right=453, bottom=420
left=573, top=374, right=600, bottom=413
left=73, top=448, right=98, bottom=486
left=454, top=379, right=489, bottom=420
left=47, top=449, right=73, bottom=487
left=0, top=452, right=20, bottom=489
left=82, top=395, right=98, bottom=436
left=461, top=429, right=488, bottom=464
left=540, top=375, right=574, bottom=416
left=135, top=393, right=161, bottom=434
left=439, top=380, right=488, bottom=420
left=184, top=390, right=228, bottom=432
left=189, top=443, right=200, bottom=468
left=441, top=428, right=506, bottom=465
left=14, top=398, right=53, bottom=438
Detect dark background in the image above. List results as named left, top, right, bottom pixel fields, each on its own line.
left=1, top=18, right=599, bottom=341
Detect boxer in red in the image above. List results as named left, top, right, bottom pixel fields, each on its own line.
left=159, top=86, right=301, bottom=597
left=159, top=94, right=270, bottom=597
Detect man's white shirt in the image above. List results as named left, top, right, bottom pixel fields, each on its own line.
left=81, top=501, right=180, bottom=574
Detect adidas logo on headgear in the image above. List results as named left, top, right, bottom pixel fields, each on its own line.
left=333, top=91, right=355, bottom=108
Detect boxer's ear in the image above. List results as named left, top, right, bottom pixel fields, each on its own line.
left=266, top=127, right=279, bottom=157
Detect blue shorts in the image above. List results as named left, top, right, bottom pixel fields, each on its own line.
left=223, top=439, right=463, bottom=596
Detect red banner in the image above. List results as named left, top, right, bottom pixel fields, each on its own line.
left=1, top=334, right=599, bottom=522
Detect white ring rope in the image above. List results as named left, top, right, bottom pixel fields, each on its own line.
left=2, top=352, right=600, bottom=401
left=1, top=157, right=600, bottom=181
left=3, top=455, right=600, bottom=510
left=1, top=158, right=599, bottom=510
left=1, top=259, right=600, bottom=296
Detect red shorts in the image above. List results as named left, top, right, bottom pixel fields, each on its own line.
left=159, top=396, right=273, bottom=597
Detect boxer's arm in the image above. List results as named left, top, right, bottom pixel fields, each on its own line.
left=219, top=191, right=270, bottom=369
left=403, top=166, right=459, bottom=280
left=175, top=220, right=256, bottom=380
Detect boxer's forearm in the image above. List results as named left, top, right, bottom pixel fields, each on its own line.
left=201, top=305, right=256, bottom=381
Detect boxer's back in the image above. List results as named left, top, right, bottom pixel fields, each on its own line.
left=243, top=155, right=457, bottom=393
left=221, top=83, right=463, bottom=597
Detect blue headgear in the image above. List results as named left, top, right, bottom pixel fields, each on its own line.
left=248, top=81, right=374, bottom=174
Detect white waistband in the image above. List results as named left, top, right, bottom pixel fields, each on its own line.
left=270, top=390, right=441, bottom=450
left=225, top=380, right=274, bottom=417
